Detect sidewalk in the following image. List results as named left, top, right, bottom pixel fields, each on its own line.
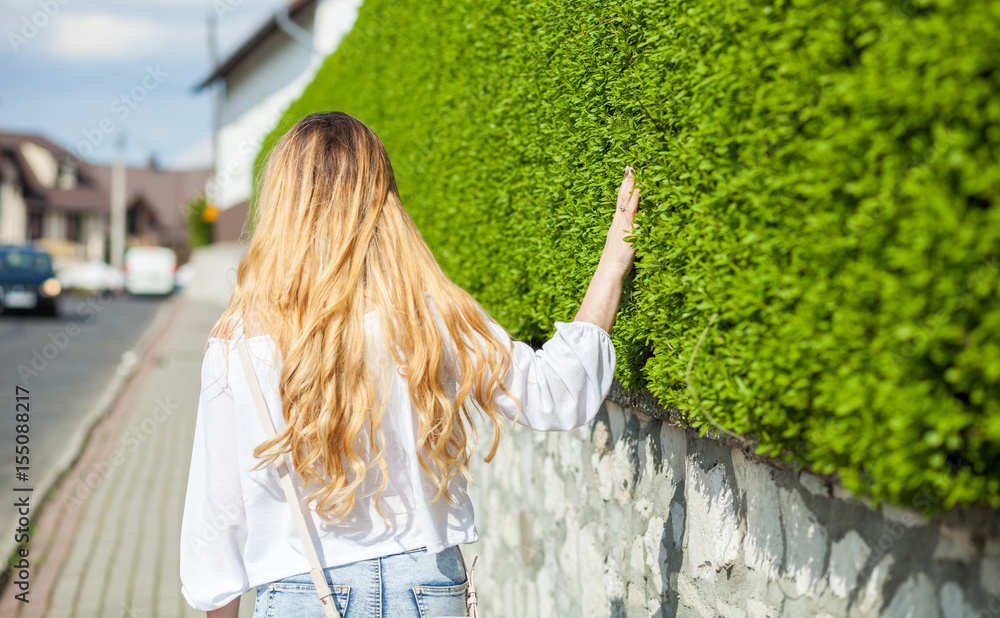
left=0, top=243, right=252, bottom=617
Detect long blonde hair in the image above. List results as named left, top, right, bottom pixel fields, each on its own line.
left=213, top=112, right=519, bottom=521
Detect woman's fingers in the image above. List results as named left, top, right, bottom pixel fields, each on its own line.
left=616, top=166, right=635, bottom=211
left=625, top=179, right=640, bottom=215
left=616, top=166, right=640, bottom=216
left=603, top=165, right=640, bottom=277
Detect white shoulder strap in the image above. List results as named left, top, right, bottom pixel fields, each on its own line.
left=236, top=335, right=341, bottom=618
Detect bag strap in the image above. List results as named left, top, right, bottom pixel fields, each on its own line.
left=464, top=552, right=479, bottom=618
left=236, top=334, right=341, bottom=618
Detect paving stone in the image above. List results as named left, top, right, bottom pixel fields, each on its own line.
left=47, top=299, right=227, bottom=616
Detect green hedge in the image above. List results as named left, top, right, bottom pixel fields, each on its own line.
left=185, top=195, right=213, bottom=248
left=258, top=0, right=1000, bottom=510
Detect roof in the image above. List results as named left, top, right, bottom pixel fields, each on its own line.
left=194, top=0, right=317, bottom=91
left=89, top=165, right=212, bottom=245
left=0, top=131, right=211, bottom=246
left=0, top=132, right=109, bottom=213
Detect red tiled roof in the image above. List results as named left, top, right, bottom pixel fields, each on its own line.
left=0, top=131, right=212, bottom=246
left=0, top=131, right=109, bottom=212
left=89, top=165, right=212, bottom=245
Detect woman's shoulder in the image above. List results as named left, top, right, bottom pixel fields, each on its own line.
left=207, top=312, right=272, bottom=339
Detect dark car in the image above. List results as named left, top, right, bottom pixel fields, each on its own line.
left=0, top=246, right=62, bottom=317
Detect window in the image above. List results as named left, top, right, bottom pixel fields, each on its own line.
left=28, top=212, right=43, bottom=240
left=57, top=161, right=78, bottom=190
left=127, top=208, right=138, bottom=235
left=66, top=213, right=81, bottom=243
left=0, top=250, right=52, bottom=274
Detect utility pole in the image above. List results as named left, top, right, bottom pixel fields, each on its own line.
left=206, top=13, right=222, bottom=214
left=110, top=133, right=126, bottom=271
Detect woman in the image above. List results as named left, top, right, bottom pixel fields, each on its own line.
left=179, top=111, right=640, bottom=617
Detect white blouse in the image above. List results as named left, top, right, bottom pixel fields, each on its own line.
left=179, top=299, right=616, bottom=611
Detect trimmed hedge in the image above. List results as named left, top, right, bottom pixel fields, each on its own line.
left=258, top=0, right=1000, bottom=510
left=185, top=195, right=213, bottom=248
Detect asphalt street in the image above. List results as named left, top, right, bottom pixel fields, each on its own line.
left=0, top=292, right=169, bottom=545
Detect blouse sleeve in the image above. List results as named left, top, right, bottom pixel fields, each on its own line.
left=430, top=296, right=617, bottom=431
left=179, top=344, right=250, bottom=611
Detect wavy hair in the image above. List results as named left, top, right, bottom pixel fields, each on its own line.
left=212, top=112, right=519, bottom=521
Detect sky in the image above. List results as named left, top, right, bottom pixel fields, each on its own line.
left=0, top=0, right=288, bottom=170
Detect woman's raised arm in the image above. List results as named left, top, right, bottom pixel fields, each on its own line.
left=573, top=166, right=640, bottom=334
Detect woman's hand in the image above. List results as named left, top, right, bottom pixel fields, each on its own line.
left=602, top=165, right=641, bottom=278
left=573, top=166, right=641, bottom=335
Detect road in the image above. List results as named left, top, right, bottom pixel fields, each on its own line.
left=0, top=292, right=169, bottom=547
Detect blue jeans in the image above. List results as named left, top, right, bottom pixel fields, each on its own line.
left=252, top=546, right=469, bottom=618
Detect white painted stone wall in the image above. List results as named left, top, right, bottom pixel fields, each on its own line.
left=465, top=399, right=1000, bottom=617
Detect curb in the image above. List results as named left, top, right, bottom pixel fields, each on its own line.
left=0, top=293, right=179, bottom=582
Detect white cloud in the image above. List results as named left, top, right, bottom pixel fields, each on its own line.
left=2, top=1, right=281, bottom=60
left=45, top=12, right=174, bottom=60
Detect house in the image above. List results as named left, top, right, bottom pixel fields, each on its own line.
left=0, top=131, right=211, bottom=268
left=194, top=0, right=362, bottom=242
left=90, top=162, right=212, bottom=265
left=0, top=132, right=109, bottom=267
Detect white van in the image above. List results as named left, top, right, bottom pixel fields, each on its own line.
left=124, top=246, right=177, bottom=295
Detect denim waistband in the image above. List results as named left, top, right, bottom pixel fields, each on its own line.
left=256, top=546, right=468, bottom=617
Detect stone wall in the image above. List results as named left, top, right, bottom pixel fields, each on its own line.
left=465, top=399, right=1000, bottom=617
